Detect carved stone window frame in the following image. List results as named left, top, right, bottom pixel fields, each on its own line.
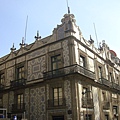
left=96, top=62, right=105, bottom=80
left=48, top=49, right=63, bottom=71
left=15, top=61, right=26, bottom=80
left=78, top=50, right=87, bottom=68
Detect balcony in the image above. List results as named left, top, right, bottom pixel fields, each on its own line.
left=103, top=101, right=110, bottom=110
left=12, top=103, right=25, bottom=113
left=82, top=98, right=94, bottom=108
left=10, top=78, right=26, bottom=88
left=113, top=82, right=120, bottom=91
left=101, top=78, right=112, bottom=88
left=43, top=64, right=95, bottom=80
left=0, top=84, right=5, bottom=90
left=47, top=98, right=66, bottom=108
left=112, top=98, right=118, bottom=105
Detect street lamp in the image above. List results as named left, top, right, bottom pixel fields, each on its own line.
left=82, top=90, right=91, bottom=120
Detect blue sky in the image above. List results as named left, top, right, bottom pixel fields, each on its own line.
left=0, top=0, right=120, bottom=57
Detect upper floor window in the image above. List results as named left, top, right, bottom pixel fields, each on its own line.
left=102, top=91, right=107, bottom=102
left=0, top=73, right=5, bottom=85
left=17, top=66, right=25, bottom=79
left=53, top=87, right=63, bottom=106
left=80, top=55, right=85, bottom=67
left=98, top=66, right=102, bottom=79
left=116, top=77, right=119, bottom=84
left=109, top=72, right=112, bottom=82
left=51, top=54, right=62, bottom=70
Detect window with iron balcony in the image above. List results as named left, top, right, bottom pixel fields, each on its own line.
left=11, top=65, right=26, bottom=88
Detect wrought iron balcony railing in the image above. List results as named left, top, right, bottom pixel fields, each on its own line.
left=82, top=98, right=94, bottom=108
left=112, top=98, right=118, bottom=105
left=43, top=64, right=95, bottom=80
left=48, top=98, right=66, bottom=108
left=12, top=103, right=25, bottom=113
left=103, top=101, right=110, bottom=110
left=99, top=77, right=120, bottom=91
left=10, top=78, right=26, bottom=88
left=101, top=78, right=113, bottom=88
left=113, top=82, right=120, bottom=91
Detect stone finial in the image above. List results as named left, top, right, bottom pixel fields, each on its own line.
left=35, top=31, right=41, bottom=40
left=88, top=35, right=94, bottom=44
left=10, top=43, right=16, bottom=52
left=20, top=37, right=26, bottom=47
left=98, top=42, right=103, bottom=51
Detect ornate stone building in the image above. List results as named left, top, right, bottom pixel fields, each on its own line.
left=0, top=13, right=120, bottom=120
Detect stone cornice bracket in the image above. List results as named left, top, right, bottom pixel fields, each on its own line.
left=10, top=43, right=16, bottom=52
left=35, top=30, right=41, bottom=41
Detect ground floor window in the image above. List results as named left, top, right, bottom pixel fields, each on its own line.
left=52, top=115, right=64, bottom=120
left=85, top=114, right=92, bottom=120
left=105, top=115, right=109, bottom=120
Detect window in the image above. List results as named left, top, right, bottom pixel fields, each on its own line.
left=105, top=115, right=109, bottom=120
left=52, top=116, right=64, bottom=120
left=0, top=98, right=2, bottom=107
left=116, top=77, right=119, bottom=84
left=17, top=94, right=23, bottom=109
left=98, top=66, right=102, bottom=79
left=0, top=73, right=5, bottom=85
left=85, top=114, right=92, bottom=120
left=51, top=54, right=61, bottom=70
left=113, top=106, right=118, bottom=115
left=109, top=72, right=112, bottom=82
left=80, top=55, right=85, bottom=67
left=17, top=66, right=25, bottom=79
left=82, top=87, right=91, bottom=98
left=53, top=87, right=63, bottom=106
left=102, top=91, right=107, bottom=101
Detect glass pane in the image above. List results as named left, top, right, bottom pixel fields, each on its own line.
left=59, top=88, right=62, bottom=98
left=80, top=56, right=85, bottom=67
left=57, top=55, right=61, bottom=60
left=22, top=67, right=24, bottom=71
left=58, top=62, right=62, bottom=68
left=52, top=63, right=57, bottom=70
left=59, top=99, right=63, bottom=105
left=21, top=73, right=24, bottom=78
left=54, top=99, right=58, bottom=106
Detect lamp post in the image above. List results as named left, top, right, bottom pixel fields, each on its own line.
left=82, top=90, right=91, bottom=120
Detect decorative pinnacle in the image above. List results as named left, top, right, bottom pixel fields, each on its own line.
left=35, top=30, right=41, bottom=40
left=10, top=43, right=16, bottom=52
left=20, top=37, right=26, bottom=47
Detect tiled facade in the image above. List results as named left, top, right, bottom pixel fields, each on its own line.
left=0, top=13, right=120, bottom=120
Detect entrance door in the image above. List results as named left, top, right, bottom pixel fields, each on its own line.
left=52, top=116, right=64, bottom=120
